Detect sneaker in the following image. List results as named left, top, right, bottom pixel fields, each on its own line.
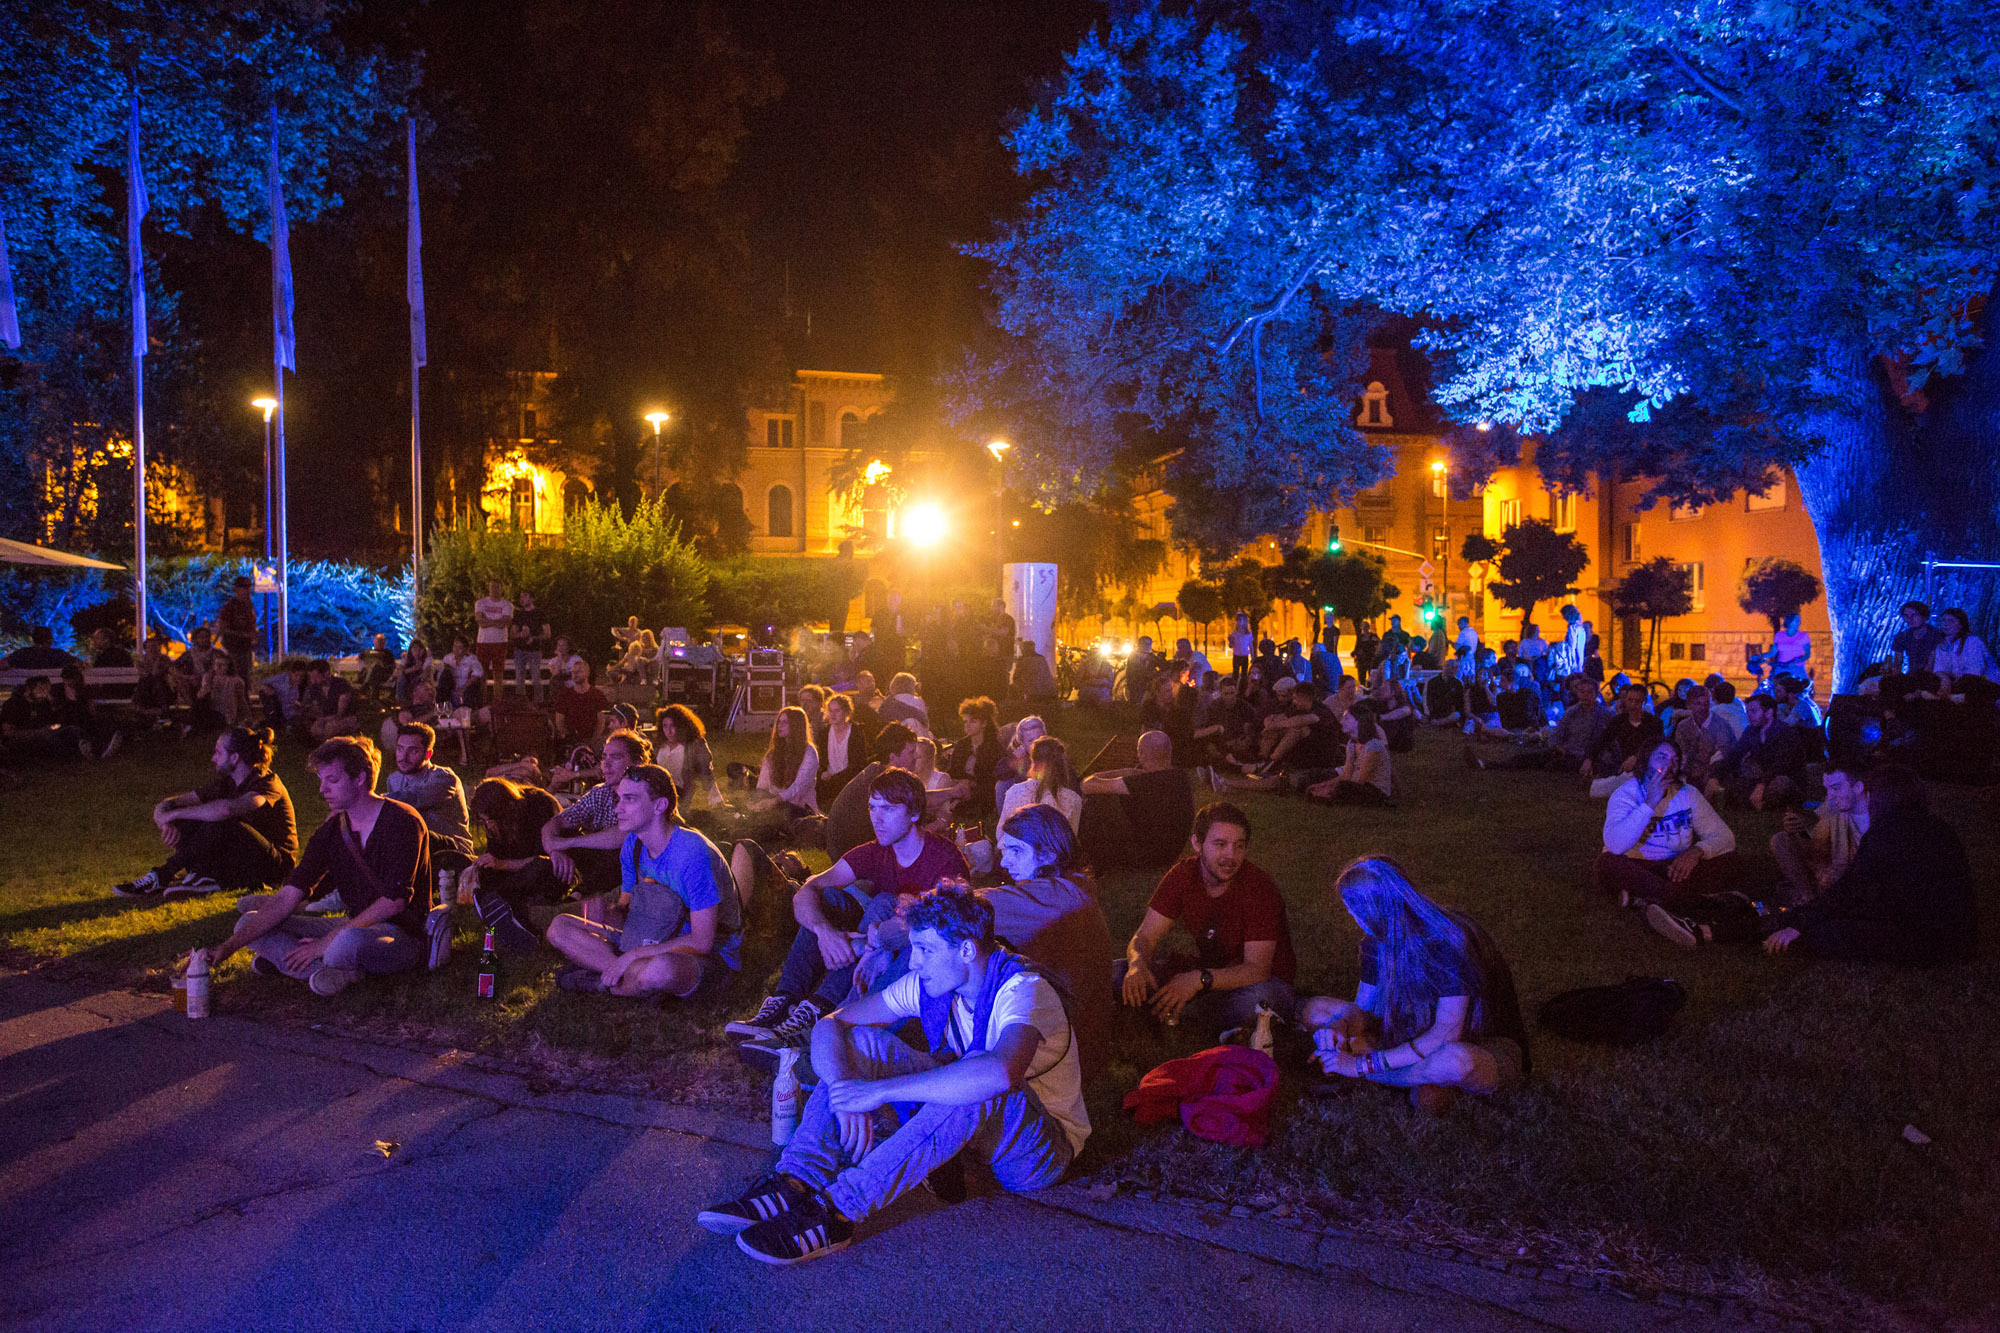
left=773, top=851, right=811, bottom=883
left=112, top=870, right=163, bottom=898
left=922, top=1156, right=967, bottom=1205
left=161, top=875, right=222, bottom=897
left=1645, top=903, right=1707, bottom=949
left=766, top=997, right=827, bottom=1046
left=425, top=903, right=454, bottom=970
left=556, top=966, right=606, bottom=994
left=724, top=994, right=794, bottom=1040
left=735, top=1192, right=854, bottom=1266
left=300, top=893, right=345, bottom=917
left=696, top=1171, right=806, bottom=1234
left=308, top=964, right=359, bottom=996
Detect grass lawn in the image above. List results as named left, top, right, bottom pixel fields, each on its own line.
left=3, top=708, right=1995, bottom=1324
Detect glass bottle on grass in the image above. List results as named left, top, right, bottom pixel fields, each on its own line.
left=477, top=931, right=498, bottom=999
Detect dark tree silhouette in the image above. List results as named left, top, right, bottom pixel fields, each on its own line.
left=1738, top=559, right=1825, bottom=630
left=1612, top=558, right=1695, bottom=681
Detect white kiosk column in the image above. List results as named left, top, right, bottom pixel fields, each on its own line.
left=1003, top=562, right=1060, bottom=677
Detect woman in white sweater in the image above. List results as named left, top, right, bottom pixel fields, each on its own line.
left=998, top=734, right=1083, bottom=830
left=1593, top=740, right=1740, bottom=908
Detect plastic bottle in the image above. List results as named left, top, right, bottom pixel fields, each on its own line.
left=771, top=1047, right=801, bottom=1146
left=477, top=931, right=497, bottom=999
left=1251, top=1004, right=1276, bottom=1055
left=438, top=867, right=457, bottom=910
left=184, top=948, right=211, bottom=1020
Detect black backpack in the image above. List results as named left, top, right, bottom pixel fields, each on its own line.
left=1538, top=977, right=1687, bottom=1045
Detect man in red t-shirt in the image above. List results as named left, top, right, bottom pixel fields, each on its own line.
left=552, top=658, right=610, bottom=742
left=724, top=767, right=970, bottom=1047
left=1117, top=801, right=1296, bottom=1037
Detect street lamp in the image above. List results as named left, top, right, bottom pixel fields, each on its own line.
left=644, top=410, right=670, bottom=496
left=1429, top=458, right=1450, bottom=641
left=987, top=438, right=1011, bottom=592
left=903, top=502, right=947, bottom=548
left=251, top=396, right=278, bottom=661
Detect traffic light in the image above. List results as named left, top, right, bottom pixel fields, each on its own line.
left=1326, top=525, right=1342, bottom=553
left=1419, top=598, right=1439, bottom=625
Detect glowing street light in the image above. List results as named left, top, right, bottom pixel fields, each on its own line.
left=644, top=409, right=670, bottom=493
left=251, top=395, right=280, bottom=660
left=903, top=502, right=947, bottom=548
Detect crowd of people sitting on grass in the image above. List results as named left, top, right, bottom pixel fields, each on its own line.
left=3, top=582, right=1987, bottom=1266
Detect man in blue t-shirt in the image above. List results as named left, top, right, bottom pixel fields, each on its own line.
left=546, top=764, right=740, bottom=998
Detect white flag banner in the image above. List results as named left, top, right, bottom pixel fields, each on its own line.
left=127, top=93, right=148, bottom=359
left=407, top=118, right=426, bottom=368
left=0, top=209, right=19, bottom=350
left=269, top=108, right=295, bottom=372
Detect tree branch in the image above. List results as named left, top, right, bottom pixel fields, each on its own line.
left=1660, top=44, right=1745, bottom=117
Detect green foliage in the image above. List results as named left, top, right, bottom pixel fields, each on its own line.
left=1738, top=559, right=1824, bottom=629
left=707, top=556, right=867, bottom=631
left=1215, top=558, right=1273, bottom=625
left=1318, top=550, right=1399, bottom=630
left=1262, top=546, right=1398, bottom=632
left=1612, top=557, right=1695, bottom=678
left=419, top=500, right=707, bottom=661
left=1459, top=532, right=1501, bottom=565
left=1175, top=578, right=1226, bottom=630
left=1484, top=519, right=1591, bottom=630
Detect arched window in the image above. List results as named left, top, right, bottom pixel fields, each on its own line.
left=1358, top=381, right=1393, bottom=428
left=768, top=484, right=795, bottom=539
left=717, top=482, right=746, bottom=523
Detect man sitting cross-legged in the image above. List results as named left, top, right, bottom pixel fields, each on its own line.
left=114, top=725, right=298, bottom=899
left=541, top=728, right=651, bottom=907
left=1115, top=801, right=1297, bottom=1038
left=1594, top=739, right=1741, bottom=909
left=697, top=884, right=1087, bottom=1266
left=726, top=767, right=968, bottom=1046
left=197, top=737, right=429, bottom=996
left=545, top=764, right=741, bottom=999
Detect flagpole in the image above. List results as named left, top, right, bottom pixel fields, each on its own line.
left=128, top=91, right=148, bottom=656
left=270, top=106, right=292, bottom=659
left=407, top=118, right=424, bottom=635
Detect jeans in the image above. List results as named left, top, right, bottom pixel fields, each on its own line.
left=159, top=818, right=291, bottom=890
left=1112, top=958, right=1296, bottom=1033
left=777, top=1025, right=1073, bottom=1223
left=243, top=913, right=424, bottom=979
left=1592, top=850, right=1745, bottom=910
left=513, top=649, right=544, bottom=702
left=774, top=884, right=871, bottom=1005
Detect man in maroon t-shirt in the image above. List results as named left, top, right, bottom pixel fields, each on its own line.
left=724, top=767, right=970, bottom=1046
left=1117, top=800, right=1296, bottom=1037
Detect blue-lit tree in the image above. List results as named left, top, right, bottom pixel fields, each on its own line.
left=966, top=2, right=2000, bottom=688
left=0, top=1, right=412, bottom=545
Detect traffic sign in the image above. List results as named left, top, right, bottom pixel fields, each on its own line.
left=1418, top=560, right=1434, bottom=579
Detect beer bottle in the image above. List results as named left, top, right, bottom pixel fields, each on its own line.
left=477, top=931, right=498, bottom=999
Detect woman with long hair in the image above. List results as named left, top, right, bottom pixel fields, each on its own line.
left=1932, top=607, right=2000, bottom=695
left=815, top=692, right=875, bottom=808
left=1305, top=702, right=1394, bottom=806
left=466, top=777, right=566, bottom=953
left=999, top=733, right=1082, bottom=829
left=656, top=704, right=721, bottom=808
left=1300, top=855, right=1530, bottom=1113
left=755, top=705, right=820, bottom=813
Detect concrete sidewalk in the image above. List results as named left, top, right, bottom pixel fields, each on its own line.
left=0, top=971, right=1753, bottom=1332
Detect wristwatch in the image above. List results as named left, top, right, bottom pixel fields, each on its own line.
left=1199, top=969, right=1215, bottom=992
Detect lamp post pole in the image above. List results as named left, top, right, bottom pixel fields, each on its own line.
left=1431, top=457, right=1450, bottom=653
left=645, top=410, right=669, bottom=501
left=253, top=396, right=277, bottom=662
left=987, top=438, right=1011, bottom=595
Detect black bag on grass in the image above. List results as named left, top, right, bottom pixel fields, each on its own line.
left=1538, top=977, right=1686, bottom=1045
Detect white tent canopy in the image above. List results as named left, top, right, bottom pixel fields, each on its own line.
left=0, top=538, right=125, bottom=570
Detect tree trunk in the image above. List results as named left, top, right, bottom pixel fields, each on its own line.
left=1793, top=325, right=2000, bottom=693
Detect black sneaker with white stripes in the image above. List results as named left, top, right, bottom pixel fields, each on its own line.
left=734, top=1190, right=854, bottom=1265
left=696, top=1172, right=806, bottom=1234
left=723, top=994, right=793, bottom=1040
left=765, top=997, right=826, bottom=1045
left=112, top=870, right=164, bottom=898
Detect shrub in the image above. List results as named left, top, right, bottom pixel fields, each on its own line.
left=419, top=499, right=709, bottom=663
left=707, top=555, right=867, bottom=632
left=0, top=565, right=116, bottom=653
